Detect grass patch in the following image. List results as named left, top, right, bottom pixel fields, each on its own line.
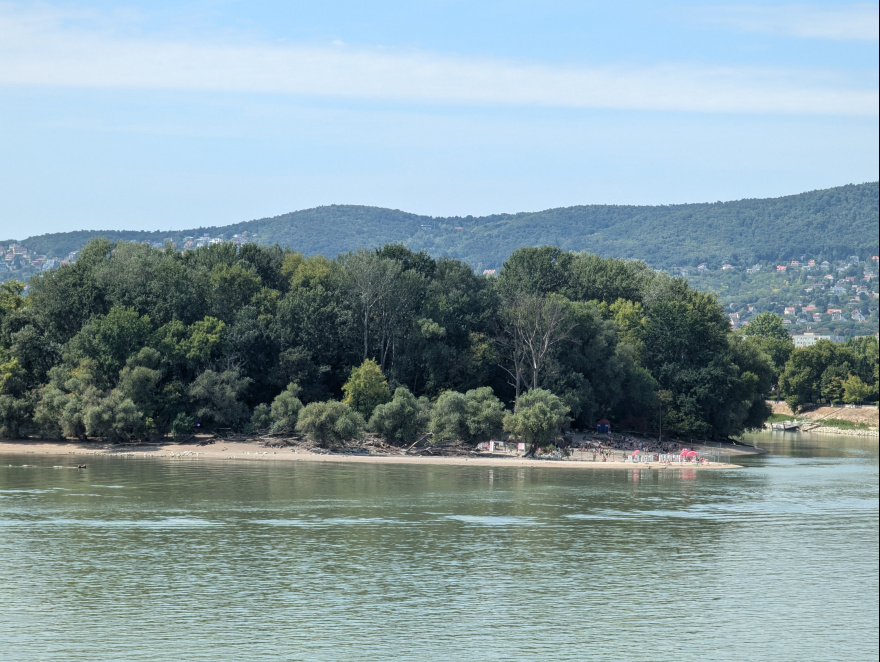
left=766, top=413, right=791, bottom=423
left=819, top=418, right=874, bottom=431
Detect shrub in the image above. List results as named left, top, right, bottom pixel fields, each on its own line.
left=369, top=387, right=429, bottom=445
left=187, top=369, right=252, bottom=431
left=269, top=383, right=303, bottom=432
left=430, top=391, right=468, bottom=442
left=297, top=400, right=365, bottom=447
left=82, top=392, right=146, bottom=442
left=463, top=387, right=506, bottom=442
left=503, top=388, right=571, bottom=446
left=250, top=403, right=271, bottom=431
left=171, top=413, right=194, bottom=439
left=430, top=387, right=507, bottom=443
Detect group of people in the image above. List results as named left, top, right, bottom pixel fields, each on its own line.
left=569, top=434, right=685, bottom=462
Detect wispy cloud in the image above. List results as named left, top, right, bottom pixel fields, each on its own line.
left=697, top=3, right=880, bottom=41
left=0, top=5, right=876, bottom=116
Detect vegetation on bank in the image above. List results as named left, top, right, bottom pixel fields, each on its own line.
left=818, top=419, right=875, bottom=431
left=742, top=312, right=878, bottom=413
left=0, top=240, right=792, bottom=445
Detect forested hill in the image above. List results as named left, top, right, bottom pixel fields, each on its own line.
left=19, top=182, right=878, bottom=268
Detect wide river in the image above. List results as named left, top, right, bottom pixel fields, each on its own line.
left=1, top=432, right=877, bottom=661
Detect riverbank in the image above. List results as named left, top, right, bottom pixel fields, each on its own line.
left=0, top=439, right=742, bottom=469
left=766, top=402, right=879, bottom=438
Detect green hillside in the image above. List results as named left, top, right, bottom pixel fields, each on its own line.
left=19, top=182, right=879, bottom=268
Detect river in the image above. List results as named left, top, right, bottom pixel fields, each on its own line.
left=1, top=432, right=877, bottom=661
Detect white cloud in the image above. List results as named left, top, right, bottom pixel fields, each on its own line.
left=0, top=5, right=876, bottom=116
left=698, top=3, right=880, bottom=41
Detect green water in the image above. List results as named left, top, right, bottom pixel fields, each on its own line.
left=1, top=432, right=877, bottom=661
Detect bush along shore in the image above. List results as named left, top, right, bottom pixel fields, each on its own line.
left=0, top=240, right=874, bottom=450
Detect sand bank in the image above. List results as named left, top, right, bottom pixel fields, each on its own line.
left=0, top=439, right=741, bottom=470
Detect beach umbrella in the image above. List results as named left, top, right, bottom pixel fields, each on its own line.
left=679, top=448, right=690, bottom=456
left=632, top=450, right=640, bottom=457
left=685, top=450, right=699, bottom=458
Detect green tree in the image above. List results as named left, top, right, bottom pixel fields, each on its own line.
left=64, top=306, right=152, bottom=387
left=743, top=312, right=791, bottom=341
left=429, top=391, right=468, bottom=442
left=503, top=388, right=571, bottom=449
left=741, top=312, right=794, bottom=385
left=428, top=387, right=508, bottom=444
left=463, top=387, right=506, bottom=442
left=297, top=400, right=365, bottom=447
left=82, top=391, right=146, bottom=442
left=843, top=375, right=876, bottom=404
left=188, top=369, right=252, bottom=431
left=368, top=386, right=429, bottom=445
left=342, top=359, right=391, bottom=420
left=344, top=250, right=401, bottom=360
left=778, top=341, right=839, bottom=411
left=269, top=383, right=304, bottom=432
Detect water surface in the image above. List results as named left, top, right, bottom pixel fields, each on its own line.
left=1, top=432, right=877, bottom=661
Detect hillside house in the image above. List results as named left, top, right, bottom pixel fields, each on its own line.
left=776, top=265, right=787, bottom=272
left=784, top=306, right=796, bottom=316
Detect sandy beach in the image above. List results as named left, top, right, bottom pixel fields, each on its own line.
left=0, top=438, right=743, bottom=469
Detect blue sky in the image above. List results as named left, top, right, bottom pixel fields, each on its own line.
left=0, top=1, right=877, bottom=236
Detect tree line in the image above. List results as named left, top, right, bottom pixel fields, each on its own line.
left=742, top=313, right=878, bottom=411
left=0, top=241, right=779, bottom=445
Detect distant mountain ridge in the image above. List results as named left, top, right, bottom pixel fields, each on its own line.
left=18, top=182, right=879, bottom=269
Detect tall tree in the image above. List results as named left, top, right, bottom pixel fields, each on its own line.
left=498, top=294, right=576, bottom=398
left=344, top=250, right=401, bottom=360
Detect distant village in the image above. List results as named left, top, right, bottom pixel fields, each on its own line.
left=672, top=254, right=880, bottom=341
left=3, top=238, right=878, bottom=340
